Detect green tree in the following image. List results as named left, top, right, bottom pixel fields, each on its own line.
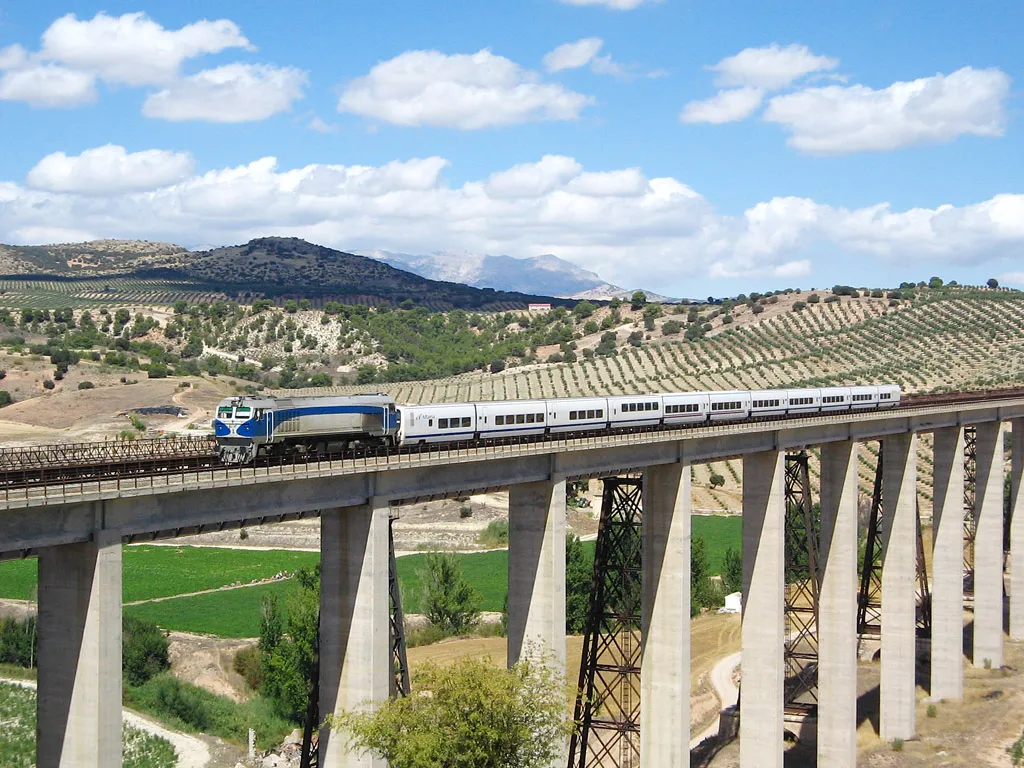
left=572, top=301, right=596, bottom=320
left=566, top=532, right=592, bottom=633
left=123, top=614, right=170, bottom=686
left=262, top=567, right=319, bottom=721
left=420, top=551, right=481, bottom=635
left=722, top=547, right=743, bottom=595
left=335, top=655, right=572, bottom=768
left=259, top=592, right=284, bottom=655
left=988, top=278, right=1000, bottom=289
left=630, top=290, right=647, bottom=311
left=929, top=276, right=944, bottom=288
left=690, top=536, right=712, bottom=616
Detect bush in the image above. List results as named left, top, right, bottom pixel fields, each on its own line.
left=792, top=301, right=806, bottom=312
left=147, top=363, right=169, bottom=379
left=489, top=359, right=505, bottom=374
left=123, top=614, right=170, bottom=686
left=807, top=293, right=820, bottom=304
left=824, top=295, right=840, bottom=304
left=233, top=644, right=263, bottom=690
left=751, top=303, right=764, bottom=315
left=77, top=381, right=95, bottom=390
left=478, top=519, right=509, bottom=548
left=43, top=379, right=55, bottom=390
left=662, top=320, right=682, bottom=335
left=420, top=551, right=481, bottom=635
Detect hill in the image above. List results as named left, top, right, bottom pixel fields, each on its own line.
left=0, top=237, right=573, bottom=311
left=366, top=248, right=677, bottom=301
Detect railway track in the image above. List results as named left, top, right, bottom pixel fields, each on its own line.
left=2, top=386, right=1022, bottom=492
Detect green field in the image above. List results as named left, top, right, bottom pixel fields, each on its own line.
left=0, top=545, right=320, bottom=602
left=0, top=517, right=741, bottom=638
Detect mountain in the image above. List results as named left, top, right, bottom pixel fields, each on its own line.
left=365, top=249, right=678, bottom=302
left=0, top=237, right=573, bottom=311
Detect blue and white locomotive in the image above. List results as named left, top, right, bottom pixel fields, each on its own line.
left=213, top=393, right=398, bottom=464
left=214, top=384, right=901, bottom=464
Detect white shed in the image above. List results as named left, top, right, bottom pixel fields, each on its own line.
left=721, top=592, right=742, bottom=614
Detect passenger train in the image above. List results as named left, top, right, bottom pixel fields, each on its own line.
left=213, top=385, right=901, bottom=464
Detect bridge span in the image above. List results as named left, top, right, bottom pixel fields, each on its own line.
left=2, top=393, right=1023, bottom=767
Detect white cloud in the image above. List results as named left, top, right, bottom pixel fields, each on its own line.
left=338, top=49, right=594, bottom=129
left=26, top=145, right=194, bottom=194
left=680, top=86, right=764, bottom=124
left=544, top=38, right=604, bottom=72
left=0, top=44, right=27, bottom=70
left=558, top=0, right=660, bottom=9
left=2, top=150, right=1024, bottom=291
left=308, top=116, right=340, bottom=133
left=764, top=66, right=1010, bottom=155
left=0, top=65, right=96, bottom=108
left=39, top=12, right=251, bottom=86
left=710, top=43, right=838, bottom=90
left=143, top=64, right=307, bottom=122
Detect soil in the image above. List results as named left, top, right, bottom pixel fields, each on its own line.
left=167, top=632, right=255, bottom=703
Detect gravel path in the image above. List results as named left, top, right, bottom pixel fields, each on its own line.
left=0, top=677, right=211, bottom=768
left=690, top=650, right=740, bottom=749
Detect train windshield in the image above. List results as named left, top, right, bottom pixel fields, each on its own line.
left=235, top=407, right=252, bottom=418
left=217, top=407, right=233, bottom=419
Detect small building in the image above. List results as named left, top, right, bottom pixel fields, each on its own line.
left=721, top=592, right=742, bottom=614
left=528, top=303, right=552, bottom=313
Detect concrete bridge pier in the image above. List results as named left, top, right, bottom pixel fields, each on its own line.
left=640, top=463, right=691, bottom=768
left=319, top=500, right=391, bottom=768
left=817, top=440, right=859, bottom=767
left=931, top=426, right=965, bottom=700
left=880, top=432, right=917, bottom=742
left=507, top=476, right=567, bottom=672
left=1011, top=420, right=1024, bottom=640
left=974, top=422, right=1005, bottom=669
left=740, top=450, right=785, bottom=768
left=37, top=528, right=123, bottom=768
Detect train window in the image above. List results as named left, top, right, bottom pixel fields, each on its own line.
left=236, top=407, right=251, bottom=417
left=536, top=413, right=544, bottom=422
left=217, top=407, right=233, bottom=419
left=569, top=411, right=577, bottom=420
left=428, top=419, right=433, bottom=427
left=587, top=409, right=595, bottom=419
left=439, top=418, right=449, bottom=429
left=526, top=414, right=535, bottom=424
left=881, top=393, right=890, bottom=399
left=462, top=417, right=472, bottom=427
left=596, top=409, right=603, bottom=418
left=516, top=414, right=526, bottom=424
left=496, top=415, right=504, bottom=425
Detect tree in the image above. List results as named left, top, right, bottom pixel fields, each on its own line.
left=489, top=359, right=505, bottom=374
left=566, top=532, right=592, bottom=633
left=123, top=615, right=170, bottom=686
left=709, top=472, right=725, bottom=488
left=722, top=547, right=743, bottom=594
left=572, top=301, right=596, bottom=320
left=929, top=276, right=944, bottom=289
left=988, top=278, right=1000, bottom=289
left=630, top=290, right=647, bottom=311
left=335, top=655, right=572, bottom=768
left=751, top=303, right=764, bottom=315
left=662, top=320, right=682, bottom=335
left=421, top=551, right=481, bottom=634
left=262, top=567, right=319, bottom=721
left=356, top=364, right=378, bottom=384
left=792, top=301, right=807, bottom=312
left=0, top=391, right=13, bottom=407
left=691, top=536, right=712, bottom=616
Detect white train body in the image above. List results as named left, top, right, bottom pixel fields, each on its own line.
left=216, top=384, right=902, bottom=463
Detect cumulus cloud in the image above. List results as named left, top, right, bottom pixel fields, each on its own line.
left=998, top=272, right=1024, bottom=286
left=0, top=12, right=301, bottom=122
left=39, top=12, right=252, bottom=86
left=26, top=145, right=194, bottom=194
left=763, top=66, right=1010, bottom=154
left=338, top=49, right=594, bottom=129
left=710, top=43, right=838, bottom=90
left=680, top=86, right=764, bottom=124
left=0, top=64, right=96, bottom=108
left=2, top=149, right=1024, bottom=290
left=558, top=0, right=660, bottom=9
left=307, top=116, right=340, bottom=134
left=143, top=64, right=306, bottom=122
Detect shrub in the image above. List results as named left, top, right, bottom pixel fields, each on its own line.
left=420, top=551, right=481, bottom=635
left=78, top=381, right=95, bottom=390
left=478, top=519, right=509, bottom=548
left=792, top=301, right=807, bottom=312
left=662, top=320, right=682, bottom=335
left=123, top=614, right=170, bottom=686
left=751, top=304, right=764, bottom=315
left=926, top=703, right=937, bottom=718
left=43, top=379, right=55, bottom=390
left=489, top=359, right=505, bottom=374
left=147, top=363, right=168, bottom=379
left=824, top=295, right=840, bottom=304
left=459, top=505, right=473, bottom=519
left=807, top=293, right=820, bottom=304
left=233, top=644, right=263, bottom=690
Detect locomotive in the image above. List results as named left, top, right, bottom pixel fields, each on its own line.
left=213, top=384, right=901, bottom=464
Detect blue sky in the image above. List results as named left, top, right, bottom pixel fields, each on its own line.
left=1, top=0, right=1022, bottom=297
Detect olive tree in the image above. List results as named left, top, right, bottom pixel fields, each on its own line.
left=334, top=655, right=573, bottom=768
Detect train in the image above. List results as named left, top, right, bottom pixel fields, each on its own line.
left=213, top=385, right=902, bottom=464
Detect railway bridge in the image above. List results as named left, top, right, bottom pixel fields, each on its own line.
left=1, top=391, right=1023, bottom=767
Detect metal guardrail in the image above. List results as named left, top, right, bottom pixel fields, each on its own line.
left=0, top=435, right=216, bottom=471
left=2, top=397, right=1021, bottom=509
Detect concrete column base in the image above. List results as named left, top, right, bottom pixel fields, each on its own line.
left=974, top=422, right=1005, bottom=669
left=37, top=530, right=123, bottom=768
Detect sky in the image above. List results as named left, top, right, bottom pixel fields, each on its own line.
left=0, top=1, right=1022, bottom=297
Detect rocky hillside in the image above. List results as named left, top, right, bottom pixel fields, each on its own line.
left=0, top=240, right=186, bottom=275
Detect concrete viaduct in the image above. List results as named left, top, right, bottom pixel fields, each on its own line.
left=2, top=396, right=1023, bottom=767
